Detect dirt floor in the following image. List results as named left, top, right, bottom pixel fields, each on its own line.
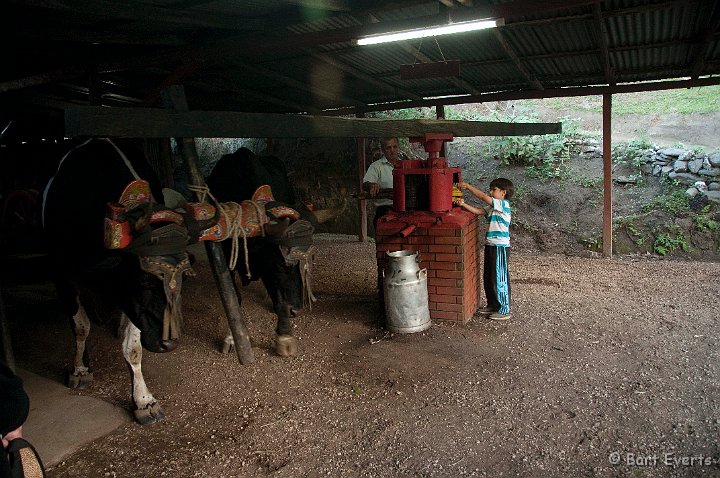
left=4, top=234, right=720, bottom=478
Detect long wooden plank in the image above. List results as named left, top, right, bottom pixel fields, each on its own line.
left=65, top=107, right=561, bottom=138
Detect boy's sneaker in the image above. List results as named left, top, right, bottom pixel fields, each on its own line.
left=478, top=306, right=495, bottom=315
left=489, top=312, right=512, bottom=321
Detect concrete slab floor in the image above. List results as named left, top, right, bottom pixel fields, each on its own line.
left=17, top=368, right=131, bottom=467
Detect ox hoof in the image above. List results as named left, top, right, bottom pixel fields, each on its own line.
left=67, top=372, right=94, bottom=389
left=221, top=339, right=234, bottom=355
left=275, top=335, right=298, bottom=357
left=134, top=402, right=165, bottom=425
left=160, top=339, right=178, bottom=353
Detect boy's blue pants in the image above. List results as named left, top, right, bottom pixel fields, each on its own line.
left=483, top=245, right=511, bottom=314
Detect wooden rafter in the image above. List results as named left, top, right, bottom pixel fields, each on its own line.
left=690, top=1, right=720, bottom=78
left=5, top=0, right=267, bottom=30
left=143, top=61, right=206, bottom=106
left=233, top=61, right=366, bottom=109
left=326, top=76, right=720, bottom=116
left=307, top=51, right=423, bottom=101
left=187, top=77, right=315, bottom=114
left=402, top=44, right=482, bottom=94
left=592, top=2, right=615, bottom=85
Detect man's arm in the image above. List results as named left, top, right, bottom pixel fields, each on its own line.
left=364, top=181, right=380, bottom=197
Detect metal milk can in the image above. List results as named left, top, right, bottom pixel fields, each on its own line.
left=383, top=250, right=431, bottom=333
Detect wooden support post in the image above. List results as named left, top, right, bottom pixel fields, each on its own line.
left=159, top=138, right=174, bottom=189
left=356, top=111, right=368, bottom=242
left=161, top=85, right=254, bottom=365
left=0, top=287, right=16, bottom=371
left=602, top=93, right=613, bottom=258
left=437, top=104, right=446, bottom=157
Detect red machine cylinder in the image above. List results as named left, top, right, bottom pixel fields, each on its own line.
left=428, top=169, right=454, bottom=212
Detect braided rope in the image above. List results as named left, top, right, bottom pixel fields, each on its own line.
left=187, top=184, right=265, bottom=279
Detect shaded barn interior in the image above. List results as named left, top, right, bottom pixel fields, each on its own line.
left=1, top=2, right=719, bottom=472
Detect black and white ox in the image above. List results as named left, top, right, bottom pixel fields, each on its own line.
left=43, top=140, right=332, bottom=424
left=206, top=147, right=337, bottom=357
left=43, top=138, right=218, bottom=424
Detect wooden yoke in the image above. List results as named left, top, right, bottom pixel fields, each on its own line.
left=161, top=85, right=254, bottom=365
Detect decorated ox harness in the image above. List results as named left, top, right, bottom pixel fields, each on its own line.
left=103, top=153, right=316, bottom=342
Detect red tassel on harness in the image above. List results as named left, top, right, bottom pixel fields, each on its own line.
left=104, top=202, right=133, bottom=249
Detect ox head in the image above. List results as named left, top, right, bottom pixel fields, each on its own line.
left=105, top=180, right=217, bottom=353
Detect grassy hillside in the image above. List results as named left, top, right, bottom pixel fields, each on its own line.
left=539, top=85, right=720, bottom=115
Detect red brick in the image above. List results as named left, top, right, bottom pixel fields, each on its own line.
left=435, top=253, right=462, bottom=262
left=426, top=261, right=459, bottom=270
left=431, top=310, right=461, bottom=320
left=428, top=227, right=460, bottom=236
left=437, top=270, right=465, bottom=279
left=428, top=278, right=457, bottom=288
left=429, top=293, right=456, bottom=304
left=436, top=286, right=464, bottom=296
left=428, top=244, right=459, bottom=254
left=436, top=302, right=463, bottom=312
left=417, top=252, right=435, bottom=262
left=406, top=235, right=434, bottom=245
left=434, top=236, right=462, bottom=245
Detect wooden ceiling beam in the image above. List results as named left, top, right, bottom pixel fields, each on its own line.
left=5, top=0, right=267, bottom=31
left=64, top=106, right=561, bottom=138
left=690, top=1, right=720, bottom=78
left=143, top=61, right=207, bottom=107
left=183, top=77, right=316, bottom=114
left=3, top=25, right=185, bottom=46
left=400, top=43, right=482, bottom=94
left=326, top=76, right=720, bottom=115
left=307, top=51, right=423, bottom=101
left=592, top=3, right=615, bottom=85
left=233, top=61, right=367, bottom=108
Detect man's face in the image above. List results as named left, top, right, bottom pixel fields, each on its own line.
left=381, top=138, right=400, bottom=164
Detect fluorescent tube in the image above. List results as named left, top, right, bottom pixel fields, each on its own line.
left=356, top=19, right=499, bottom=46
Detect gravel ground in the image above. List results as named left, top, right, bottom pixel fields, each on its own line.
left=7, top=234, right=720, bottom=477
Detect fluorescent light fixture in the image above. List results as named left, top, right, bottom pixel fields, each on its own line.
left=356, top=19, right=499, bottom=46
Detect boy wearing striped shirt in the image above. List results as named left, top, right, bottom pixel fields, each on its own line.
left=453, top=178, right=514, bottom=321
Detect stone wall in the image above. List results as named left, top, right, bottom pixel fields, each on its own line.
left=645, top=148, right=720, bottom=203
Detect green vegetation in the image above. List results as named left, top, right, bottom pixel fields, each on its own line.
left=368, top=107, right=435, bottom=120
left=615, top=215, right=646, bottom=247
left=694, top=206, right=720, bottom=232
left=572, top=175, right=602, bottom=189
left=367, top=96, right=719, bottom=260
left=653, top=224, right=691, bottom=256
left=540, top=85, right=720, bottom=115
left=642, top=189, right=691, bottom=215
left=612, top=138, right=652, bottom=169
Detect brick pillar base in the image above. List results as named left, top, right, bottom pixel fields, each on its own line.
left=376, top=210, right=481, bottom=322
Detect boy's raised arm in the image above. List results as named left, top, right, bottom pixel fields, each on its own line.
left=458, top=181, right=493, bottom=206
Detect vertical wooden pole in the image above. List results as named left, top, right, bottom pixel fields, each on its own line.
left=88, top=66, right=101, bottom=106
left=437, top=104, right=446, bottom=158
left=0, top=287, right=16, bottom=372
left=602, top=93, right=613, bottom=258
left=357, top=111, right=368, bottom=242
left=161, top=85, right=254, bottom=365
left=159, top=138, right=175, bottom=189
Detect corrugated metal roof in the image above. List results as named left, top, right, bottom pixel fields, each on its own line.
left=2, top=0, right=719, bottom=134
